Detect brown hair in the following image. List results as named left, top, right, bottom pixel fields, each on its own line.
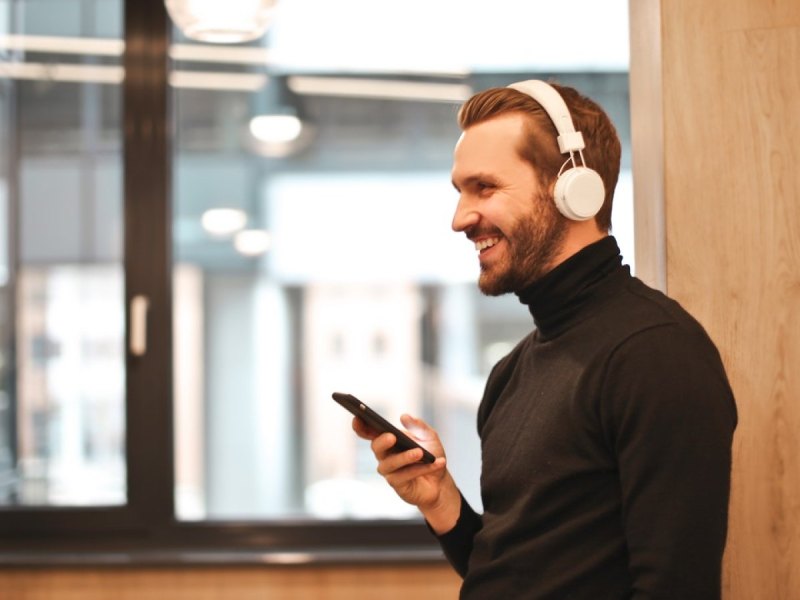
left=457, top=82, right=621, bottom=231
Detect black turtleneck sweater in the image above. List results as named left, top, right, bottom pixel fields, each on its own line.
left=436, top=236, right=737, bottom=599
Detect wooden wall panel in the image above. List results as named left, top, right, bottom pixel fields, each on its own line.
left=0, top=564, right=461, bottom=600
left=716, top=26, right=800, bottom=599
left=633, top=0, right=800, bottom=598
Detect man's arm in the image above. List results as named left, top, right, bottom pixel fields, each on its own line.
left=603, top=323, right=737, bottom=598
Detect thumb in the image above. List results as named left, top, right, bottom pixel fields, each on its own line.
left=400, top=413, right=436, bottom=441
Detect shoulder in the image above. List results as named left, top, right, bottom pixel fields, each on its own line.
left=599, top=318, right=737, bottom=444
left=584, top=276, right=738, bottom=434
left=604, top=275, right=727, bottom=376
left=609, top=275, right=705, bottom=334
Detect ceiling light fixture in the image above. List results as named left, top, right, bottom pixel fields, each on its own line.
left=201, top=208, right=248, bottom=237
left=245, top=110, right=315, bottom=158
left=249, top=114, right=303, bottom=144
left=245, top=76, right=315, bottom=158
left=234, top=229, right=271, bottom=256
left=165, top=0, right=278, bottom=44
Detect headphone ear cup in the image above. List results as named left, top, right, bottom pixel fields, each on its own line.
left=553, top=167, right=605, bottom=221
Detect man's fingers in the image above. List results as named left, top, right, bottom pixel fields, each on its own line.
left=375, top=446, right=422, bottom=476
left=400, top=414, right=437, bottom=442
left=383, top=456, right=446, bottom=487
left=370, top=432, right=399, bottom=458
left=352, top=416, right=380, bottom=440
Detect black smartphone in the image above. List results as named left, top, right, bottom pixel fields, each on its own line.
left=332, top=392, right=436, bottom=464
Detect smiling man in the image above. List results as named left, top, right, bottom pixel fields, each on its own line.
left=354, top=80, right=737, bottom=599
left=452, top=110, right=573, bottom=295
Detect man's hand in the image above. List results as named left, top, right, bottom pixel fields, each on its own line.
left=353, top=414, right=462, bottom=534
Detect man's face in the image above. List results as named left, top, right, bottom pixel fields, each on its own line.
left=450, top=113, right=567, bottom=296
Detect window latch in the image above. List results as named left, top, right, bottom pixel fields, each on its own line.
left=130, top=295, right=150, bottom=357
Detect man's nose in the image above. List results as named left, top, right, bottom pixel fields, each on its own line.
left=452, top=195, right=479, bottom=233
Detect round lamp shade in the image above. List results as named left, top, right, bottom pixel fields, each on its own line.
left=165, top=0, right=277, bottom=43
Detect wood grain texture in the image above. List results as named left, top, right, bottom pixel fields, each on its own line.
left=629, top=0, right=667, bottom=292
left=632, top=0, right=800, bottom=598
left=0, top=564, right=461, bottom=600
left=715, top=25, right=800, bottom=599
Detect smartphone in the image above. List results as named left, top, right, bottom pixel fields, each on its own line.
left=332, top=392, right=436, bottom=464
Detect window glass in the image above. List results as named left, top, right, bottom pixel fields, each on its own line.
left=170, top=0, right=632, bottom=521
left=0, top=0, right=124, bottom=506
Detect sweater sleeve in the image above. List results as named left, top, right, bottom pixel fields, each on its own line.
left=430, top=493, right=482, bottom=578
left=602, top=323, right=737, bottom=599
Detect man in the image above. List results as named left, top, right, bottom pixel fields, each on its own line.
left=354, top=80, right=737, bottom=598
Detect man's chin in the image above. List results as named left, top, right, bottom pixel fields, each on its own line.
left=478, top=272, right=514, bottom=297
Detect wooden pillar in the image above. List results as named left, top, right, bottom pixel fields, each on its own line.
left=630, top=1, right=800, bottom=597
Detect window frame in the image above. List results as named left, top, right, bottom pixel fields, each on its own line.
left=0, top=0, right=441, bottom=563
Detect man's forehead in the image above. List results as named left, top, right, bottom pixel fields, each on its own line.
left=453, top=115, right=527, bottom=170
left=455, top=114, right=526, bottom=153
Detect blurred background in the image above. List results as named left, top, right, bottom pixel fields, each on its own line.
left=0, top=0, right=631, bottom=524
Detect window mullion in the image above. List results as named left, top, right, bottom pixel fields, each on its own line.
left=123, top=0, right=175, bottom=530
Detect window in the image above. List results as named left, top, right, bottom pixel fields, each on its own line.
left=0, top=0, right=125, bottom=508
left=1, top=0, right=632, bottom=558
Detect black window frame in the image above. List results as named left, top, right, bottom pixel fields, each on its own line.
left=0, top=0, right=441, bottom=564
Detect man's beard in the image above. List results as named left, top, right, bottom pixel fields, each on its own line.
left=478, top=194, right=568, bottom=296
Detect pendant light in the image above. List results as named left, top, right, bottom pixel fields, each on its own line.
left=165, top=0, right=278, bottom=44
left=245, top=75, right=315, bottom=158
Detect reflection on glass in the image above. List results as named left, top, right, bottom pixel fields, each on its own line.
left=0, top=0, right=124, bottom=506
left=171, top=2, right=633, bottom=521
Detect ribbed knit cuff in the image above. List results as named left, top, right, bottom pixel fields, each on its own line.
left=426, top=493, right=481, bottom=578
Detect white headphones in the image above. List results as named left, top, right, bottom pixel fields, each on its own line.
left=507, top=80, right=605, bottom=221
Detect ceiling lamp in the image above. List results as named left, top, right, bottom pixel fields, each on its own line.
left=201, top=208, right=247, bottom=237
left=245, top=76, right=315, bottom=158
left=165, top=0, right=278, bottom=44
left=249, top=114, right=303, bottom=144
left=246, top=111, right=315, bottom=157
left=234, top=229, right=271, bottom=256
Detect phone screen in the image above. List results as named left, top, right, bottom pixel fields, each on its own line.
left=332, top=392, right=436, bottom=464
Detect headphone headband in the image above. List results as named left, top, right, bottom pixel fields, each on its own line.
left=507, top=80, right=586, bottom=154
left=506, top=79, right=604, bottom=222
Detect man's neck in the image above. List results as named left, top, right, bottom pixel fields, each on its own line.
left=551, top=221, right=608, bottom=271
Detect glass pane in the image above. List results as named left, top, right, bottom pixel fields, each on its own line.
left=171, top=0, right=633, bottom=521
left=0, top=0, right=124, bottom=506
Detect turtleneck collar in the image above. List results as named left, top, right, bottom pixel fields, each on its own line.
left=515, top=235, right=625, bottom=340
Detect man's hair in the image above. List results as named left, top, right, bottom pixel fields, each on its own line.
left=457, top=82, right=621, bottom=231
